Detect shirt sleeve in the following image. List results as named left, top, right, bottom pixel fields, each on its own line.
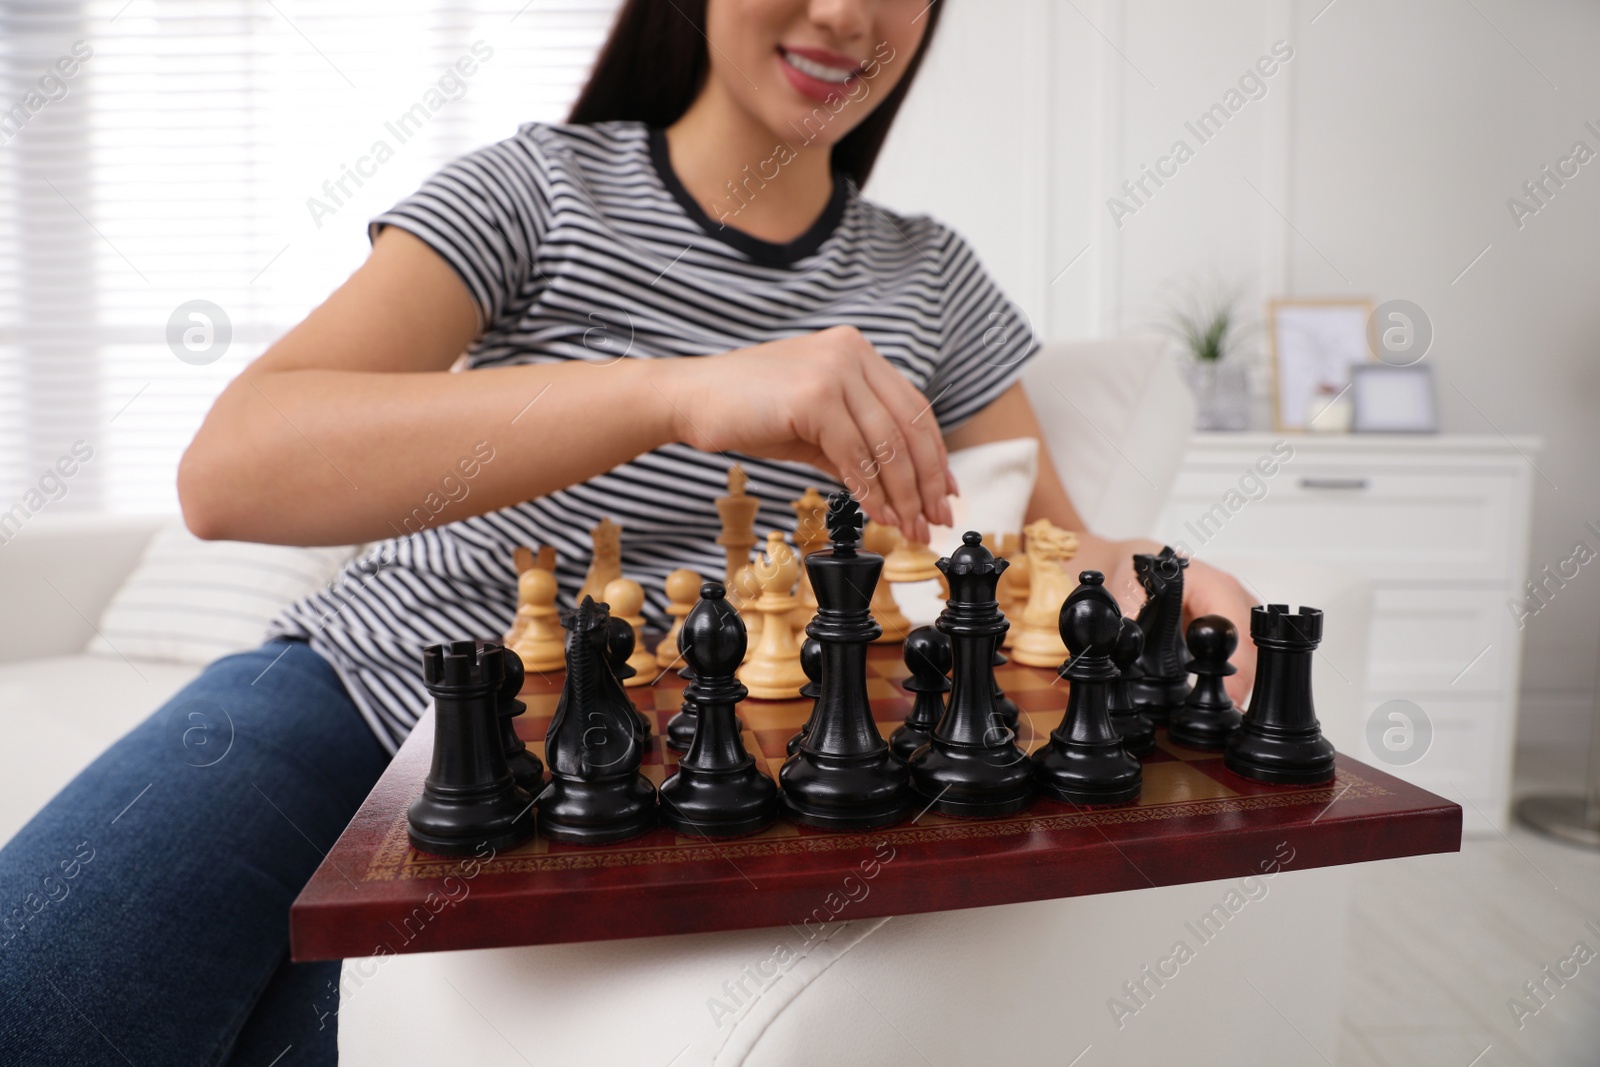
left=926, top=227, right=1040, bottom=430
left=368, top=130, right=552, bottom=333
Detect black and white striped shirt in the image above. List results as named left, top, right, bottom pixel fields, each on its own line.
left=269, top=120, right=1037, bottom=752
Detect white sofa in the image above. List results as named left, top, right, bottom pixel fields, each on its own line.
left=0, top=338, right=1372, bottom=1065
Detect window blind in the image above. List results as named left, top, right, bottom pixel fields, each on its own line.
left=0, top=0, right=619, bottom=517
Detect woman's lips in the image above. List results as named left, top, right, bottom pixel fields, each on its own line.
left=777, top=44, right=864, bottom=103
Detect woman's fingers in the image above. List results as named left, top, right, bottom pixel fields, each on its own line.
left=856, top=349, right=954, bottom=529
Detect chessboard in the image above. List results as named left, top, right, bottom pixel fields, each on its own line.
left=290, top=643, right=1461, bottom=962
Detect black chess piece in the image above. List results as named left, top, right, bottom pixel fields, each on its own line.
left=1033, top=572, right=1142, bottom=806
left=1168, top=615, right=1243, bottom=751
left=495, top=648, right=545, bottom=792
left=408, top=640, right=536, bottom=856
left=659, top=582, right=779, bottom=838
left=890, top=626, right=951, bottom=761
left=1129, top=548, right=1191, bottom=724
left=779, top=494, right=913, bottom=831
left=605, top=613, right=653, bottom=741
left=1106, top=617, right=1156, bottom=757
left=539, top=597, right=658, bottom=843
left=908, top=532, right=1035, bottom=818
left=1225, top=605, right=1336, bottom=785
left=666, top=640, right=698, bottom=752
left=786, top=637, right=823, bottom=756
left=991, top=640, right=1020, bottom=733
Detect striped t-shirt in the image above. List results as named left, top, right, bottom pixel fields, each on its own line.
left=269, top=120, right=1037, bottom=753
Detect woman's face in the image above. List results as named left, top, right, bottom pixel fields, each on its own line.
left=703, top=0, right=930, bottom=147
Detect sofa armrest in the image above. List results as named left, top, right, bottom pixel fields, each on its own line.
left=0, top=513, right=169, bottom=663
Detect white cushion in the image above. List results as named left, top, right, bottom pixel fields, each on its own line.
left=1022, top=336, right=1196, bottom=540
left=0, top=654, right=200, bottom=843
left=86, top=522, right=359, bottom=666
left=896, top=437, right=1039, bottom=627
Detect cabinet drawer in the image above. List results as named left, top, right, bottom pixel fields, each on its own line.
left=1158, top=466, right=1522, bottom=582
left=1354, top=695, right=1506, bottom=803
left=1367, top=588, right=1511, bottom=693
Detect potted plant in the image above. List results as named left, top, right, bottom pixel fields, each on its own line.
left=1164, top=288, right=1253, bottom=431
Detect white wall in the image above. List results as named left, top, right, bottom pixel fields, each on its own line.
left=870, top=0, right=1600, bottom=747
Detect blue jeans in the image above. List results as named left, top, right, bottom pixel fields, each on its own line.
left=0, top=640, right=390, bottom=1066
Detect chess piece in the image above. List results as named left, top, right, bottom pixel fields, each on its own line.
left=495, top=648, right=545, bottom=793
left=407, top=641, right=536, bottom=856
left=909, top=532, right=1035, bottom=818
left=1033, top=572, right=1142, bottom=806
left=780, top=493, right=913, bottom=830
left=716, top=464, right=760, bottom=585
left=1225, top=605, right=1335, bottom=785
left=862, top=521, right=912, bottom=643
left=789, top=486, right=829, bottom=630
left=1129, top=547, right=1192, bottom=723
left=787, top=637, right=822, bottom=755
left=1168, top=615, right=1243, bottom=750
left=881, top=530, right=942, bottom=583
left=889, top=625, right=952, bottom=761
left=578, top=517, right=623, bottom=604
left=509, top=567, right=565, bottom=674
left=539, top=597, right=657, bottom=843
left=602, top=613, right=653, bottom=740
left=1010, top=519, right=1079, bottom=668
left=656, top=568, right=702, bottom=669
left=994, top=532, right=1029, bottom=648
left=505, top=546, right=541, bottom=647
left=737, top=532, right=809, bottom=699
left=991, top=642, right=1020, bottom=733
left=728, top=562, right=764, bottom=661
left=604, top=577, right=658, bottom=687
left=659, top=582, right=779, bottom=838
left=1106, top=617, right=1156, bottom=757
left=666, top=643, right=699, bottom=752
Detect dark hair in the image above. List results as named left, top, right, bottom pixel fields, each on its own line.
left=567, top=0, right=946, bottom=186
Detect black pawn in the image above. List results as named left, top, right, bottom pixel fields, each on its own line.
left=1106, top=617, right=1156, bottom=757
left=1168, top=615, right=1243, bottom=750
left=991, top=640, right=1020, bottom=733
left=890, top=626, right=951, bottom=761
left=666, top=642, right=698, bottom=752
left=540, top=597, right=657, bottom=843
left=1033, top=572, right=1141, bottom=806
left=780, top=494, right=913, bottom=831
left=605, top=613, right=653, bottom=741
left=495, top=648, right=545, bottom=792
left=408, top=641, right=536, bottom=856
left=659, top=582, right=779, bottom=837
left=786, top=637, right=823, bottom=756
left=909, top=532, right=1035, bottom=818
left=1225, top=605, right=1335, bottom=785
left=1129, top=548, right=1191, bottom=723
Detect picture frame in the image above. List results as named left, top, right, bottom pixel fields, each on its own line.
left=1351, top=364, right=1439, bottom=433
left=1266, top=298, right=1374, bottom=431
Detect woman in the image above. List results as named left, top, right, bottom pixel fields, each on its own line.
left=0, top=1, right=1254, bottom=1062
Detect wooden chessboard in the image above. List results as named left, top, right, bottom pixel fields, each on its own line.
left=290, top=644, right=1461, bottom=961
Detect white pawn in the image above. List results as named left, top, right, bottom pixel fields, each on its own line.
left=603, top=577, right=658, bottom=687
left=737, top=532, right=808, bottom=699
left=510, top=568, right=564, bottom=674
left=728, top=561, right=765, bottom=663
left=656, top=568, right=701, bottom=669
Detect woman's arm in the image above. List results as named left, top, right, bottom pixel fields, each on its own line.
left=179, top=227, right=955, bottom=547
left=946, top=381, right=1259, bottom=702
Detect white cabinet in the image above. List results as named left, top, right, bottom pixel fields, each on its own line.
left=1155, top=433, right=1540, bottom=834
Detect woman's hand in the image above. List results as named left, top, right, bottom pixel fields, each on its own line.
left=1076, top=534, right=1260, bottom=706
left=650, top=325, right=956, bottom=544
